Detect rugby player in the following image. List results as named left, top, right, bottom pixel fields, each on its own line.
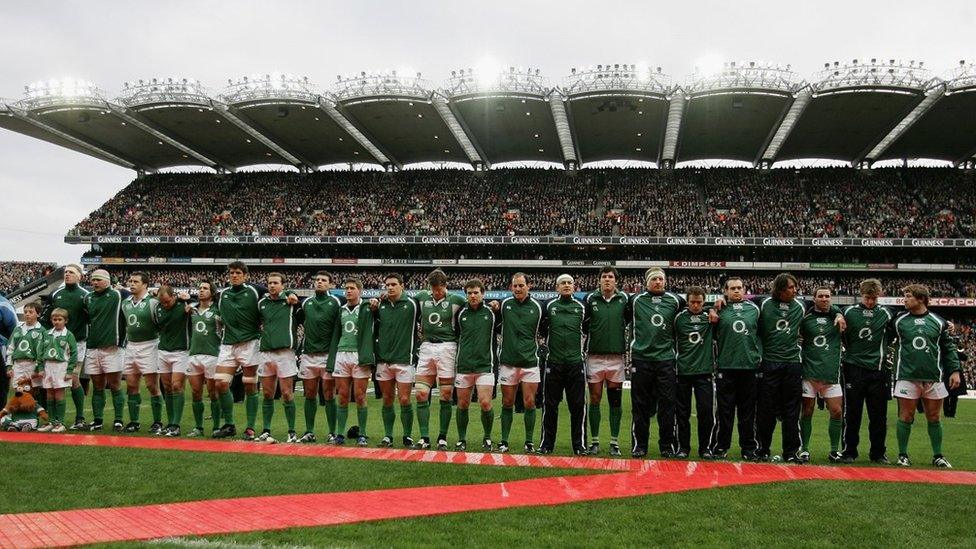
left=187, top=281, right=223, bottom=437
left=83, top=269, right=127, bottom=432
left=798, top=287, right=845, bottom=462
left=297, top=271, right=342, bottom=443
left=673, top=286, right=715, bottom=459
left=121, top=272, right=164, bottom=434
left=892, top=284, right=962, bottom=468
left=330, top=277, right=375, bottom=446
left=453, top=279, right=499, bottom=452
left=583, top=266, right=630, bottom=456
left=629, top=267, right=684, bottom=458
left=256, top=273, right=301, bottom=443
left=374, top=273, right=420, bottom=448
left=413, top=269, right=465, bottom=450
left=156, top=285, right=191, bottom=436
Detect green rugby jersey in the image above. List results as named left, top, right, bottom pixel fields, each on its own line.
left=414, top=290, right=465, bottom=343
left=217, top=283, right=266, bottom=345
left=158, top=302, right=191, bottom=352
left=630, top=291, right=684, bottom=363
left=584, top=290, right=630, bottom=355
left=546, top=296, right=586, bottom=365
left=46, top=283, right=89, bottom=341
left=714, top=300, right=761, bottom=370
left=674, top=310, right=714, bottom=376
left=258, top=291, right=298, bottom=352
left=375, top=295, right=420, bottom=364
left=189, top=304, right=221, bottom=357
left=38, top=328, right=78, bottom=372
left=892, top=311, right=961, bottom=382
left=122, top=295, right=160, bottom=344
left=800, top=308, right=842, bottom=383
left=330, top=302, right=375, bottom=367
left=300, top=292, right=342, bottom=354
left=8, top=323, right=44, bottom=362
left=84, top=287, right=126, bottom=349
left=842, top=303, right=894, bottom=370
left=756, top=296, right=808, bottom=363
left=456, top=303, right=499, bottom=374
left=498, top=295, right=546, bottom=368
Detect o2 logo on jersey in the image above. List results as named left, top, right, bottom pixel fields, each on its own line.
left=343, top=320, right=357, bottom=334
left=732, top=320, right=749, bottom=335
left=427, top=312, right=442, bottom=327
left=194, top=320, right=209, bottom=336
left=858, top=327, right=873, bottom=341
left=813, top=335, right=829, bottom=351
left=687, top=331, right=703, bottom=345
left=911, top=337, right=928, bottom=351
left=127, top=314, right=140, bottom=328
left=650, top=314, right=665, bottom=327
left=47, top=347, right=57, bottom=359
left=775, top=319, right=790, bottom=333
left=17, top=340, right=31, bottom=352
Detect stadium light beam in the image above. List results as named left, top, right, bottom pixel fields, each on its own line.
left=694, top=54, right=725, bottom=77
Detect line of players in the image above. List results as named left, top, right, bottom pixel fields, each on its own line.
left=7, top=263, right=962, bottom=467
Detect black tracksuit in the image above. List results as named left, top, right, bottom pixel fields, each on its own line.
left=841, top=364, right=890, bottom=460
left=676, top=373, right=715, bottom=456
left=540, top=361, right=587, bottom=452
left=713, top=369, right=759, bottom=456
left=631, top=360, right=678, bottom=454
left=756, top=361, right=803, bottom=459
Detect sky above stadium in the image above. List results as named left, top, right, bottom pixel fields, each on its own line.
left=0, top=0, right=973, bottom=264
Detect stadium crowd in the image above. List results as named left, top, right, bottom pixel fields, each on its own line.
left=0, top=262, right=57, bottom=296
left=70, top=168, right=976, bottom=239
left=100, top=267, right=976, bottom=297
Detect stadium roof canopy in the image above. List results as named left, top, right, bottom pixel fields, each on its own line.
left=2, top=59, right=975, bottom=172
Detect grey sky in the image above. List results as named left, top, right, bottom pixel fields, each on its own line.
left=0, top=0, right=973, bottom=265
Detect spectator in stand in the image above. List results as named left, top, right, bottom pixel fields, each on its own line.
left=0, top=262, right=57, bottom=296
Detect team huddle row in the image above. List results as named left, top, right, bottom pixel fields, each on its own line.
left=4, top=263, right=963, bottom=467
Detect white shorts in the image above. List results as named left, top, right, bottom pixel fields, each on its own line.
left=332, top=351, right=371, bottom=379
left=42, top=361, right=71, bottom=389
left=454, top=372, right=495, bottom=389
left=11, top=359, right=39, bottom=387
left=1, top=417, right=38, bottom=431
left=158, top=350, right=189, bottom=375
left=84, top=346, right=123, bottom=375
left=802, top=379, right=843, bottom=399
left=123, top=340, right=159, bottom=375
left=76, top=341, right=87, bottom=366
left=376, top=362, right=416, bottom=384
left=894, top=380, right=949, bottom=400
left=586, top=354, right=626, bottom=384
left=416, top=342, right=458, bottom=379
left=498, top=365, right=540, bottom=386
left=258, top=349, right=298, bottom=378
left=217, top=340, right=260, bottom=370
left=187, top=354, right=218, bottom=378
left=299, top=353, right=333, bottom=380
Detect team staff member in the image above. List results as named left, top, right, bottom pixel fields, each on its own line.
left=630, top=268, right=684, bottom=458
left=453, top=279, right=499, bottom=452
left=297, top=271, right=342, bottom=443
left=374, top=273, right=420, bottom=448
left=493, top=273, right=547, bottom=454
left=673, top=287, right=715, bottom=459
left=413, top=269, right=465, bottom=450
left=798, top=287, right=845, bottom=462
left=539, top=274, right=588, bottom=456
left=83, top=269, right=128, bottom=432
left=708, top=277, right=761, bottom=460
left=841, top=278, right=894, bottom=463
left=892, top=284, right=962, bottom=468
left=43, top=264, right=90, bottom=429
left=584, top=266, right=630, bottom=456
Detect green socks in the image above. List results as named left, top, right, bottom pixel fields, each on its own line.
left=927, top=421, right=943, bottom=456
left=52, top=398, right=66, bottom=423
left=127, top=393, right=142, bottom=422
left=828, top=417, right=843, bottom=452
left=337, top=403, right=349, bottom=435
left=438, top=400, right=452, bottom=437
left=304, top=397, right=317, bottom=433
left=800, top=416, right=812, bottom=451
left=501, top=406, right=514, bottom=442
left=589, top=404, right=601, bottom=442
left=324, top=398, right=337, bottom=435
left=283, top=399, right=296, bottom=432
left=171, top=392, right=185, bottom=426
left=220, top=391, right=235, bottom=425
left=897, top=419, right=912, bottom=455
left=481, top=409, right=494, bottom=439
left=609, top=405, right=622, bottom=439
left=417, top=400, right=431, bottom=438
left=245, top=392, right=258, bottom=429
left=70, top=386, right=85, bottom=421
left=400, top=404, right=414, bottom=438
left=193, top=399, right=205, bottom=430
left=92, top=389, right=105, bottom=422
left=524, top=407, right=536, bottom=444
left=382, top=405, right=396, bottom=438
left=357, top=405, right=368, bottom=437
left=457, top=408, right=470, bottom=441
left=262, top=397, right=275, bottom=430
left=209, top=398, right=221, bottom=430
left=111, top=389, right=125, bottom=422
left=164, top=392, right=174, bottom=425
left=150, top=394, right=162, bottom=423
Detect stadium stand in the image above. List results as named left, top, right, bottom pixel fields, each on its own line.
left=71, top=168, right=976, bottom=239
left=0, top=262, right=57, bottom=296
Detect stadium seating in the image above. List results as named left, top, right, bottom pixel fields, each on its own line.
left=0, top=262, right=57, bottom=296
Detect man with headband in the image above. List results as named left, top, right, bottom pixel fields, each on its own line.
left=82, top=269, right=128, bottom=432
